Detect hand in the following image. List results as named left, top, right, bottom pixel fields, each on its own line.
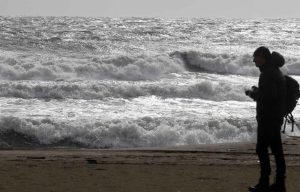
left=245, top=86, right=258, bottom=100
left=245, top=90, right=252, bottom=96
left=251, top=86, right=258, bottom=91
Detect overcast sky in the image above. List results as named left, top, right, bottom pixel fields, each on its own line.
left=1, top=0, right=300, bottom=18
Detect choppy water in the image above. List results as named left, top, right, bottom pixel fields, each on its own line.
left=0, top=17, right=300, bottom=148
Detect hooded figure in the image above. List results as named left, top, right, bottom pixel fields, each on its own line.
left=246, top=46, right=286, bottom=192
left=250, top=47, right=286, bottom=120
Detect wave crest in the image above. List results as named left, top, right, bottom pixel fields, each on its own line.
left=1, top=50, right=299, bottom=81
left=0, top=116, right=256, bottom=148
left=0, top=80, right=249, bottom=101
left=0, top=54, right=184, bottom=81
left=171, top=51, right=260, bottom=76
left=172, top=51, right=300, bottom=76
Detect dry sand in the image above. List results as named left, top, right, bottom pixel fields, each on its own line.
left=1, top=138, right=300, bottom=192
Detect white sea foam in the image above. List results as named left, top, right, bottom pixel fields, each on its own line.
left=0, top=116, right=257, bottom=148
left=172, top=51, right=300, bottom=76
left=1, top=50, right=300, bottom=82
left=0, top=53, right=184, bottom=81
left=0, top=78, right=250, bottom=101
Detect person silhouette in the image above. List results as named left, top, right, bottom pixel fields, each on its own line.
left=245, top=46, right=286, bottom=192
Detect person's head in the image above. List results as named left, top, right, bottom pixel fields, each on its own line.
left=253, top=46, right=271, bottom=68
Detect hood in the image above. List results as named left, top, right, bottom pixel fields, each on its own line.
left=271, top=51, right=285, bottom=68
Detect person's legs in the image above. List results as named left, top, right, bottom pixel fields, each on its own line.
left=270, top=131, right=286, bottom=181
left=256, top=120, right=271, bottom=183
left=256, top=136, right=271, bottom=184
left=270, top=121, right=286, bottom=191
left=249, top=120, right=271, bottom=191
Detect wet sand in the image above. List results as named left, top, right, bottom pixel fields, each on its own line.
left=1, top=138, right=300, bottom=192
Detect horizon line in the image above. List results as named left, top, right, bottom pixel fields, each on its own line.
left=0, top=14, right=299, bottom=20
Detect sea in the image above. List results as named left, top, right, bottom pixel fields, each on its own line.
left=1, top=17, right=300, bottom=148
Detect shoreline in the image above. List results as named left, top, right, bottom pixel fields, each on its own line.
left=1, top=138, right=300, bottom=192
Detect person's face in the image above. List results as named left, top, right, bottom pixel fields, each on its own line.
left=253, top=55, right=266, bottom=68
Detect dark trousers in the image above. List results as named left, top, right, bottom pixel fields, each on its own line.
left=256, top=118, right=286, bottom=182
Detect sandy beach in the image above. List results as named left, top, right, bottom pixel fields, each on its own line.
left=0, top=137, right=299, bottom=192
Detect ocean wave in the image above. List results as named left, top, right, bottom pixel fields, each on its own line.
left=0, top=116, right=256, bottom=148
left=171, top=51, right=260, bottom=76
left=0, top=54, right=184, bottom=81
left=0, top=80, right=250, bottom=101
left=171, top=51, right=300, bottom=76
left=1, top=50, right=299, bottom=81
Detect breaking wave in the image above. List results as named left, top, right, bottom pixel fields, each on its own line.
left=0, top=80, right=250, bottom=101
left=171, top=51, right=300, bottom=76
left=1, top=50, right=299, bottom=81
left=0, top=54, right=184, bottom=81
left=0, top=116, right=256, bottom=148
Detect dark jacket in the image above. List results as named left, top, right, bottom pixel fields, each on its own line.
left=250, top=64, right=286, bottom=121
